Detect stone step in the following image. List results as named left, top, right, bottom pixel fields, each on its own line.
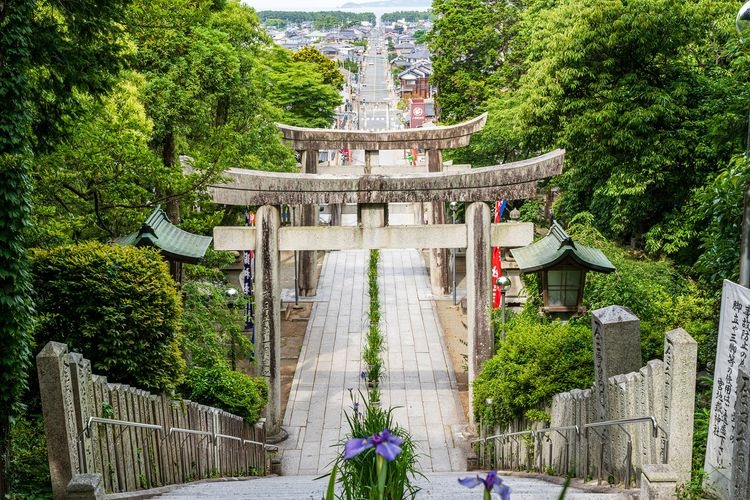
left=155, top=472, right=636, bottom=499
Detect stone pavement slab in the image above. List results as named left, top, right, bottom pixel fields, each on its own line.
left=279, top=249, right=469, bottom=476
left=156, top=472, right=634, bottom=499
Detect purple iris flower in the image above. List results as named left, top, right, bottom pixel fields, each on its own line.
left=458, top=470, right=511, bottom=500
left=343, top=429, right=403, bottom=462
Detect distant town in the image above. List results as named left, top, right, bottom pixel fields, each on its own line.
left=258, top=10, right=436, bottom=127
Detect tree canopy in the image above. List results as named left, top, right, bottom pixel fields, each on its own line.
left=430, top=0, right=748, bottom=278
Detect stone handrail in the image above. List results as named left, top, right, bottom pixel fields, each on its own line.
left=37, top=342, right=269, bottom=499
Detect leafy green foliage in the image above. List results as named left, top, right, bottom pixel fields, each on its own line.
left=184, top=365, right=268, bottom=423
left=7, top=414, right=50, bottom=499
left=31, top=242, right=184, bottom=392
left=262, top=46, right=342, bottom=128
left=364, top=250, right=383, bottom=387
left=429, top=0, right=526, bottom=122
left=473, top=311, right=594, bottom=427
left=293, top=46, right=345, bottom=90
left=30, top=74, right=167, bottom=244
left=692, top=156, right=750, bottom=289
left=568, top=214, right=718, bottom=367
left=330, top=394, right=421, bottom=500
left=180, top=276, right=253, bottom=368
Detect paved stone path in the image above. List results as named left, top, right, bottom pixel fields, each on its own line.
left=158, top=473, right=634, bottom=499
left=279, top=249, right=468, bottom=476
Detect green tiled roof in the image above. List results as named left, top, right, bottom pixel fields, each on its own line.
left=510, top=221, right=615, bottom=274
left=115, top=208, right=212, bottom=264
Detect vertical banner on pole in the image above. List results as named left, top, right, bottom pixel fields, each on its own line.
left=492, top=200, right=507, bottom=308
left=244, top=210, right=256, bottom=361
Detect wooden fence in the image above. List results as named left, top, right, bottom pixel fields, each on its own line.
left=37, top=342, right=269, bottom=499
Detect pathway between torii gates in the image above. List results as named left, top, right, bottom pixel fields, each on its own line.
left=279, top=248, right=468, bottom=475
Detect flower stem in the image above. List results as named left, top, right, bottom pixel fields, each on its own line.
left=376, top=454, right=387, bottom=500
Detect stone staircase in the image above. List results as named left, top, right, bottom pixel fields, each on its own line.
left=156, top=472, right=637, bottom=499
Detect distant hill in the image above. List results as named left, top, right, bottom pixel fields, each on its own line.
left=340, top=0, right=430, bottom=7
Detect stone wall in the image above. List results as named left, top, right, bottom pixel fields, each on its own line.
left=476, top=315, right=697, bottom=493
left=37, top=342, right=268, bottom=499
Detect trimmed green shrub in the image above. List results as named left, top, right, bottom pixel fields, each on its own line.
left=31, top=241, right=184, bottom=392
left=474, top=311, right=594, bottom=427
left=184, top=365, right=268, bottom=423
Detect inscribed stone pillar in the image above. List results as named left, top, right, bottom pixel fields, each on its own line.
left=37, top=341, right=80, bottom=499
left=706, top=281, right=750, bottom=498
left=731, top=368, right=750, bottom=500
left=68, top=353, right=97, bottom=474
left=427, top=148, right=450, bottom=295
left=466, top=201, right=492, bottom=425
left=662, top=328, right=697, bottom=485
left=592, top=306, right=642, bottom=387
left=591, top=306, right=641, bottom=478
left=299, top=149, right=318, bottom=296
left=254, top=205, right=282, bottom=436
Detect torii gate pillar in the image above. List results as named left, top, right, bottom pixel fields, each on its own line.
left=299, top=149, right=318, bottom=296
left=254, top=205, right=282, bottom=435
left=466, top=201, right=493, bottom=425
left=427, top=148, right=449, bottom=294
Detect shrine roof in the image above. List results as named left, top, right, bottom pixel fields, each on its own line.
left=115, top=208, right=212, bottom=264
left=510, top=221, right=615, bottom=274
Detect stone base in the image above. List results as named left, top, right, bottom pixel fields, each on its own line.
left=640, top=464, right=678, bottom=500
left=66, top=474, right=104, bottom=500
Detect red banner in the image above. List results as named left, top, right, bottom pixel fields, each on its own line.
left=492, top=200, right=506, bottom=308
left=410, top=98, right=425, bottom=128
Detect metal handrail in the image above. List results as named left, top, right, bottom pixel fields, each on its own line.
left=86, top=416, right=163, bottom=437
left=584, top=416, right=658, bottom=438
left=215, top=432, right=242, bottom=442
left=169, top=427, right=213, bottom=438
left=472, top=429, right=535, bottom=444
left=535, top=425, right=580, bottom=439
left=584, top=415, right=659, bottom=487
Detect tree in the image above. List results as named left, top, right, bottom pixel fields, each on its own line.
left=31, top=74, right=168, bottom=244
left=443, top=0, right=745, bottom=253
left=263, top=46, right=342, bottom=128
left=292, top=46, right=345, bottom=90
left=429, top=0, right=527, bottom=122
left=0, top=0, right=130, bottom=493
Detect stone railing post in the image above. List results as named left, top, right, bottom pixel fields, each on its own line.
left=37, top=341, right=80, bottom=498
left=662, top=328, right=697, bottom=485
left=466, top=201, right=491, bottom=425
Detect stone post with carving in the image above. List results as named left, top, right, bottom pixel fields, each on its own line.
left=37, top=341, right=80, bottom=498
left=466, top=201, right=492, bottom=424
left=591, top=306, right=642, bottom=479
left=662, top=328, right=697, bottom=485
left=255, top=205, right=281, bottom=436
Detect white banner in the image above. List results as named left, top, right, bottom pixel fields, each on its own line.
left=705, top=280, right=750, bottom=498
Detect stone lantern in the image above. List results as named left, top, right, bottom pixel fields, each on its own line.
left=510, top=221, right=615, bottom=318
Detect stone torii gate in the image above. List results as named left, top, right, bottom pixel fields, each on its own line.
left=209, top=117, right=564, bottom=435
left=278, top=113, right=488, bottom=296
